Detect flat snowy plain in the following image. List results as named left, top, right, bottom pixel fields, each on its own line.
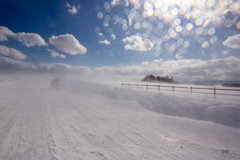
left=0, top=76, right=240, bottom=160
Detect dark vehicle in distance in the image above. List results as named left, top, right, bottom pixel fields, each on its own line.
left=51, top=79, right=65, bottom=90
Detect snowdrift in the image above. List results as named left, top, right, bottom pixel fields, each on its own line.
left=67, top=80, right=240, bottom=129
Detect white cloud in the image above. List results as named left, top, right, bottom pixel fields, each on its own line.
left=0, top=56, right=91, bottom=75
left=122, top=35, right=153, bottom=51
left=14, top=32, right=48, bottom=47
left=0, top=26, right=48, bottom=47
left=46, top=49, right=55, bottom=52
left=1, top=54, right=239, bottom=83
left=59, top=54, right=66, bottom=58
left=66, top=3, right=80, bottom=15
left=223, top=34, right=240, bottom=49
left=94, top=57, right=240, bottom=82
left=0, top=45, right=27, bottom=59
left=142, top=61, right=150, bottom=66
left=99, top=40, right=111, bottom=45
left=51, top=52, right=66, bottom=58
left=51, top=52, right=59, bottom=57
left=98, top=33, right=103, bottom=36
left=222, top=50, right=229, bottom=55
left=0, top=26, right=15, bottom=41
left=49, top=34, right=87, bottom=55
left=0, top=56, right=36, bottom=72
left=37, top=63, right=90, bottom=74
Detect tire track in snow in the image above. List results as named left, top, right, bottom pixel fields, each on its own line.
left=53, top=91, right=123, bottom=160
left=0, top=89, right=36, bottom=159
left=47, top=90, right=111, bottom=160
left=46, top=91, right=86, bottom=159
left=61, top=92, right=177, bottom=160
left=41, top=94, right=61, bottom=160
left=55, top=91, right=171, bottom=160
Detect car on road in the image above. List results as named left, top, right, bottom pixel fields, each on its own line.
left=51, top=79, right=65, bottom=90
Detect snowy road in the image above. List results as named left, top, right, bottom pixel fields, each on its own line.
left=0, top=79, right=240, bottom=160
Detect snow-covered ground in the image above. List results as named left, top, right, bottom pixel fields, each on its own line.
left=0, top=78, right=20, bottom=93
left=0, top=76, right=240, bottom=160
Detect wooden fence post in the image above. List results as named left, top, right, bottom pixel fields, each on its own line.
left=190, top=87, right=192, bottom=95
left=214, top=87, right=216, bottom=98
left=147, top=84, right=148, bottom=90
left=158, top=85, right=160, bottom=92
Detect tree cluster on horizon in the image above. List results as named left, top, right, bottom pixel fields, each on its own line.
left=142, top=75, right=174, bottom=83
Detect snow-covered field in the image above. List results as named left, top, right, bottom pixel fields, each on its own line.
left=0, top=78, right=20, bottom=93
left=0, top=76, right=240, bottom=160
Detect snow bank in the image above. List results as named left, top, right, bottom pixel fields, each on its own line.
left=64, top=79, right=240, bottom=154
left=67, top=80, right=240, bottom=129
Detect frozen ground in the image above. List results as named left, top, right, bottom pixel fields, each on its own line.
left=0, top=76, right=240, bottom=160
left=0, top=78, right=20, bottom=93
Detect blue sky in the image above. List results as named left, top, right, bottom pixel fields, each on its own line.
left=0, top=0, right=240, bottom=82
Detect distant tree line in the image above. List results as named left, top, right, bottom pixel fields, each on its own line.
left=142, top=75, right=174, bottom=83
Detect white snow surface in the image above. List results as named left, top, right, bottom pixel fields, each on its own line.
left=0, top=76, right=240, bottom=160
left=0, top=78, right=20, bottom=92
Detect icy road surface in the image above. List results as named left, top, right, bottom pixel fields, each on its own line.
left=0, top=78, right=240, bottom=160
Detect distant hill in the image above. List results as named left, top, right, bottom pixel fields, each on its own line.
left=142, top=75, right=177, bottom=83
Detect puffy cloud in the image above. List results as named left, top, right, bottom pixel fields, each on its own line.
left=99, top=40, right=111, bottom=45
left=0, top=26, right=48, bottom=47
left=51, top=52, right=66, bottom=58
left=0, top=45, right=27, bottom=59
left=14, top=32, right=48, bottom=47
left=0, top=26, right=15, bottom=41
left=142, top=61, right=150, bottom=66
left=98, top=33, right=103, bottom=36
left=59, top=54, right=66, bottom=58
left=94, top=57, right=240, bottom=82
left=122, top=35, right=153, bottom=51
left=65, top=3, right=80, bottom=15
left=222, top=50, right=229, bottom=55
left=46, top=49, right=55, bottom=52
left=49, top=34, right=87, bottom=55
left=223, top=34, right=240, bottom=49
left=51, top=52, right=58, bottom=57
